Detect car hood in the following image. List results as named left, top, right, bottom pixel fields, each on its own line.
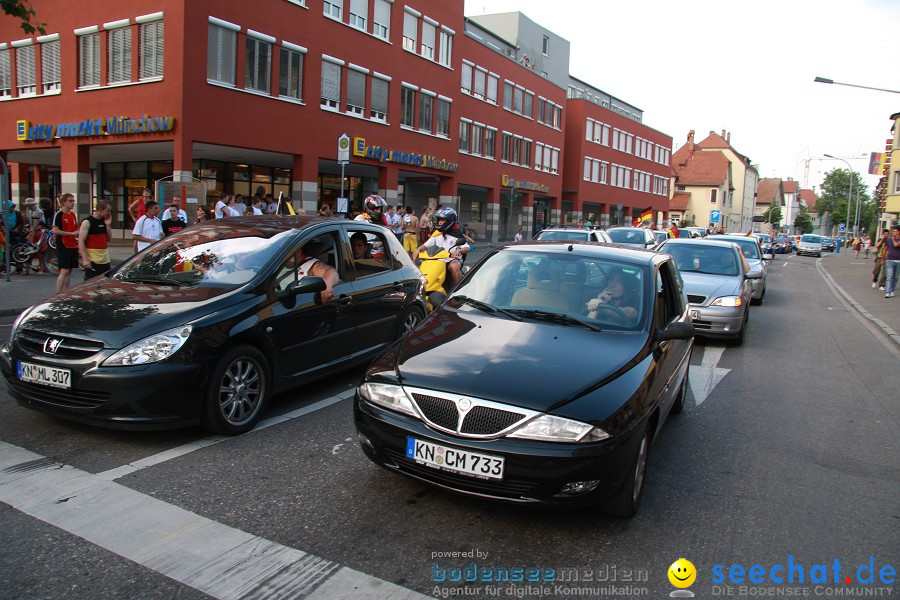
left=680, top=272, right=741, bottom=302
left=389, top=307, right=648, bottom=411
left=17, top=276, right=246, bottom=347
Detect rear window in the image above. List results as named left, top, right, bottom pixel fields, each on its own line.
left=801, top=235, right=821, bottom=243
left=536, top=230, right=590, bottom=241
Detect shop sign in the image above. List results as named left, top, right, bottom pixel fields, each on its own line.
left=16, top=113, right=176, bottom=142
left=501, top=174, right=550, bottom=193
left=353, top=137, right=458, bottom=172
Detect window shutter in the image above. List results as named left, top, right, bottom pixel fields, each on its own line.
left=16, top=45, right=35, bottom=93
left=403, top=13, right=417, bottom=51
left=41, top=40, right=60, bottom=90
left=108, top=27, right=132, bottom=84
left=321, top=60, right=340, bottom=102
left=347, top=69, right=365, bottom=108
left=350, top=0, right=367, bottom=27
left=279, top=48, right=302, bottom=99
left=0, top=49, right=10, bottom=95
left=373, top=0, right=390, bottom=38
left=140, top=20, right=164, bottom=79
left=371, top=77, right=387, bottom=113
left=79, top=33, right=100, bottom=87
left=207, top=24, right=235, bottom=84
left=421, top=21, right=435, bottom=58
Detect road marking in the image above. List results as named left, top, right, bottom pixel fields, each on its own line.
left=0, top=441, right=426, bottom=600
left=689, top=345, right=731, bottom=407
left=97, top=389, right=356, bottom=481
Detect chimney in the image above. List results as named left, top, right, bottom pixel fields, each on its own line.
left=726, top=131, right=731, bottom=144
left=687, top=130, right=695, bottom=144
left=721, top=129, right=726, bottom=138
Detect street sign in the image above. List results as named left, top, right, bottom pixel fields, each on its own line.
left=839, top=223, right=846, bottom=232
left=337, top=133, right=350, bottom=165
left=710, top=210, right=721, bottom=223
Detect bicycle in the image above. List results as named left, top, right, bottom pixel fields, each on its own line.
left=3, top=227, right=58, bottom=275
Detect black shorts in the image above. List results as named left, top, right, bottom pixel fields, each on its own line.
left=84, top=261, right=111, bottom=280
left=57, top=245, right=79, bottom=270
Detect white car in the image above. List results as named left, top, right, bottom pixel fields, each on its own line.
left=796, top=234, right=823, bottom=258
left=533, top=228, right=612, bottom=243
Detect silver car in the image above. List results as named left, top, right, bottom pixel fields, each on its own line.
left=657, top=238, right=760, bottom=345
left=714, top=235, right=768, bottom=304
left=796, top=234, right=823, bottom=258
left=533, top=228, right=612, bottom=243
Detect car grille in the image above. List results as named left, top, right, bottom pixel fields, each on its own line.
left=408, top=388, right=536, bottom=439
left=691, top=319, right=713, bottom=331
left=384, top=449, right=538, bottom=498
left=7, top=378, right=109, bottom=409
left=17, top=328, right=106, bottom=361
left=687, top=294, right=706, bottom=304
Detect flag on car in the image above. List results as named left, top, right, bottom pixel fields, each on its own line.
left=276, top=192, right=295, bottom=215
left=632, top=208, right=653, bottom=227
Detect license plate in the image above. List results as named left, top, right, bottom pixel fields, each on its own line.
left=690, top=310, right=700, bottom=320
left=17, top=361, right=71, bottom=389
left=406, top=437, right=504, bottom=480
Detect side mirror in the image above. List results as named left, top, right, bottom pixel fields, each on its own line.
left=762, top=252, right=774, bottom=260
left=745, top=270, right=762, bottom=280
left=276, top=275, right=327, bottom=299
left=655, top=320, right=696, bottom=342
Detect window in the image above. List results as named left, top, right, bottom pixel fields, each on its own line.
left=403, top=12, right=417, bottom=52
left=503, top=81, right=513, bottom=110
left=438, top=29, right=452, bottom=67
left=207, top=23, right=236, bottom=85
left=421, top=20, right=435, bottom=60
left=324, top=0, right=342, bottom=19
left=107, top=26, right=131, bottom=84
left=15, top=43, right=36, bottom=95
left=501, top=132, right=511, bottom=162
left=349, top=0, right=367, bottom=29
left=418, top=92, right=433, bottom=132
left=401, top=86, right=415, bottom=127
left=279, top=46, right=303, bottom=100
left=139, top=20, right=164, bottom=79
left=371, top=76, right=388, bottom=121
left=245, top=36, right=271, bottom=93
left=0, top=49, right=10, bottom=97
left=347, top=68, right=365, bottom=115
left=459, top=120, right=470, bottom=152
left=895, top=171, right=900, bottom=193
left=473, top=68, right=488, bottom=98
left=373, top=0, right=390, bottom=39
left=471, top=124, right=483, bottom=155
left=524, top=92, right=533, bottom=119
left=710, top=189, right=718, bottom=204
left=487, top=73, right=498, bottom=103
left=348, top=229, right=395, bottom=278
left=320, top=59, right=341, bottom=109
left=542, top=35, right=549, bottom=55
left=78, top=32, right=101, bottom=87
left=484, top=129, right=496, bottom=159
left=461, top=62, right=472, bottom=93
left=513, top=87, right=523, bottom=113
left=436, top=97, right=450, bottom=136
left=40, top=39, right=60, bottom=92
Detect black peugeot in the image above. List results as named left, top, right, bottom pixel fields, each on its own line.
left=354, top=242, right=695, bottom=517
left=2, top=216, right=426, bottom=434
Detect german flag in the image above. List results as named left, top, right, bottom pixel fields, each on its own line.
left=276, top=192, right=295, bottom=215
left=632, top=208, right=653, bottom=226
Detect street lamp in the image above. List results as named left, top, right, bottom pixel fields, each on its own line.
left=824, top=154, right=854, bottom=239
left=814, top=76, right=900, bottom=95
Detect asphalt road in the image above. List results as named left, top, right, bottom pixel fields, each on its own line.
left=1, top=254, right=898, bottom=599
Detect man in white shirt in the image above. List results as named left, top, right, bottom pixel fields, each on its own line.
left=132, top=201, right=163, bottom=252
left=171, top=196, right=189, bottom=223
left=233, top=194, right=247, bottom=216
left=265, top=194, right=278, bottom=215
left=214, top=194, right=229, bottom=219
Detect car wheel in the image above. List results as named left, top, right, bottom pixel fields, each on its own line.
left=397, top=306, right=425, bottom=338
left=671, top=362, right=689, bottom=414
left=605, top=430, right=649, bottom=518
left=731, top=311, right=747, bottom=346
left=202, top=344, right=270, bottom=435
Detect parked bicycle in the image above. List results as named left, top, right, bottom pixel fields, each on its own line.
left=3, top=227, right=58, bottom=275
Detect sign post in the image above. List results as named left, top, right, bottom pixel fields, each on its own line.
left=337, top=133, right=350, bottom=215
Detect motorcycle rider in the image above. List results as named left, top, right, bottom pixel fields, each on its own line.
left=414, top=206, right=470, bottom=289
left=355, top=194, right=389, bottom=226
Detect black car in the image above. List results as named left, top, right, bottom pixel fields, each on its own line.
left=821, top=237, right=835, bottom=252
left=2, top=217, right=427, bottom=434
left=354, top=242, right=695, bottom=517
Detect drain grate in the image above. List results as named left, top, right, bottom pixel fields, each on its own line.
left=3, top=457, right=60, bottom=474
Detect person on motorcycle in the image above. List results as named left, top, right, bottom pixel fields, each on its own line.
left=355, top=194, right=389, bottom=226
left=414, top=206, right=470, bottom=289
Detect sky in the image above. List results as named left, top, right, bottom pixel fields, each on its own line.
left=464, top=0, right=900, bottom=196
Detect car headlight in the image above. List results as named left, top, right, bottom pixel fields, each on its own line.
left=710, top=296, right=742, bottom=307
left=358, top=382, right=419, bottom=418
left=508, top=414, right=610, bottom=443
left=103, top=325, right=193, bottom=366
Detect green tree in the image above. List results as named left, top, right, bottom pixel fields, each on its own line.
left=1, top=0, right=44, bottom=34
left=794, top=208, right=813, bottom=234
left=817, top=168, right=870, bottom=233
left=762, top=202, right=782, bottom=226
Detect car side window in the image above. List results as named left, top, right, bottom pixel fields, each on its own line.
left=348, top=229, right=395, bottom=279
left=274, top=231, right=344, bottom=291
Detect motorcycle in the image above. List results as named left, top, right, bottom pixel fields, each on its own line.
left=417, top=237, right=467, bottom=311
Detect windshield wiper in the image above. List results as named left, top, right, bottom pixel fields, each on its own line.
left=117, top=275, right=191, bottom=287
left=507, top=309, right=602, bottom=331
left=453, top=296, right=522, bottom=321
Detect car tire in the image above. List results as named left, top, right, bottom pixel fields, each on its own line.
left=202, top=344, right=270, bottom=435
left=731, top=311, right=747, bottom=346
left=397, top=306, right=425, bottom=338
left=671, top=363, right=689, bottom=414
left=605, top=430, right=649, bottom=518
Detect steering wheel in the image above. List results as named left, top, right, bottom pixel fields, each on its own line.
left=590, top=302, right=629, bottom=320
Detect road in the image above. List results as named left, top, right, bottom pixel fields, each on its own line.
left=1, top=254, right=897, bottom=599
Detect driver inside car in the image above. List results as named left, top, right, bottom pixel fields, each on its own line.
left=586, top=270, right=639, bottom=319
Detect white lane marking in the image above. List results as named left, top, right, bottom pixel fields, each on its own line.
left=97, top=389, right=356, bottom=481
left=689, top=345, right=731, bottom=407
left=0, top=442, right=426, bottom=600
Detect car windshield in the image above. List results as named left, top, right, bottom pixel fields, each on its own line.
left=607, top=229, right=645, bottom=244
left=756, top=234, right=772, bottom=243
left=663, top=244, right=739, bottom=276
left=452, top=250, right=648, bottom=331
left=536, top=230, right=589, bottom=241
left=726, top=238, right=760, bottom=259
left=801, top=235, right=820, bottom=243
left=114, top=224, right=296, bottom=287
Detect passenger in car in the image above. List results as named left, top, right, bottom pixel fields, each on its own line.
left=350, top=232, right=372, bottom=260
left=297, top=242, right=339, bottom=302
left=586, top=270, right=639, bottom=319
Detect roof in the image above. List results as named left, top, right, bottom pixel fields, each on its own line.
left=756, top=178, right=783, bottom=205
left=783, top=180, right=799, bottom=194
left=670, top=192, right=691, bottom=210
left=798, top=189, right=819, bottom=213
left=671, top=149, right=730, bottom=185
left=696, top=131, right=752, bottom=166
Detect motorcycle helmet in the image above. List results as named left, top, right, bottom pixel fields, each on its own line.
left=363, top=194, right=387, bottom=220
left=434, top=206, right=458, bottom=233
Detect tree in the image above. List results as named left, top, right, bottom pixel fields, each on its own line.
left=1, top=0, right=44, bottom=35
left=794, top=208, right=813, bottom=234
left=817, top=168, right=870, bottom=232
left=762, top=202, right=782, bottom=226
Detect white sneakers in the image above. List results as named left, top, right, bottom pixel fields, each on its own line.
left=886, top=292, right=896, bottom=298
left=872, top=282, right=877, bottom=288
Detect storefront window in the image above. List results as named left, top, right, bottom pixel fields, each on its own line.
left=469, top=201, right=482, bottom=222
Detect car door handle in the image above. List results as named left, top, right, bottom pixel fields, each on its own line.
left=337, top=295, right=352, bottom=305
left=393, top=281, right=404, bottom=290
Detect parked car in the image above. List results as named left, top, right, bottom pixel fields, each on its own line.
left=657, top=237, right=758, bottom=344
left=1, top=217, right=427, bottom=434
left=606, top=226, right=657, bottom=248
left=355, top=242, right=695, bottom=517
left=821, top=237, right=835, bottom=252
left=796, top=234, right=823, bottom=258
left=533, top=227, right=612, bottom=243
left=713, top=235, right=768, bottom=304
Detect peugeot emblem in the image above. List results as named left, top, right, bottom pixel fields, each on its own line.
left=43, top=338, right=62, bottom=354
left=458, top=398, right=471, bottom=412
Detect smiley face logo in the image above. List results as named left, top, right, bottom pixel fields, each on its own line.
left=668, top=558, right=696, bottom=588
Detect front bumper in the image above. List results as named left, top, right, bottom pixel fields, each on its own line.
left=354, top=394, right=639, bottom=506
left=688, top=304, right=745, bottom=338
left=797, top=246, right=822, bottom=257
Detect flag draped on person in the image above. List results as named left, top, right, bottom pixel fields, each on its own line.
left=276, top=192, right=295, bottom=215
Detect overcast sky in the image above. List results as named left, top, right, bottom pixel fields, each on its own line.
left=464, top=0, right=899, bottom=195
